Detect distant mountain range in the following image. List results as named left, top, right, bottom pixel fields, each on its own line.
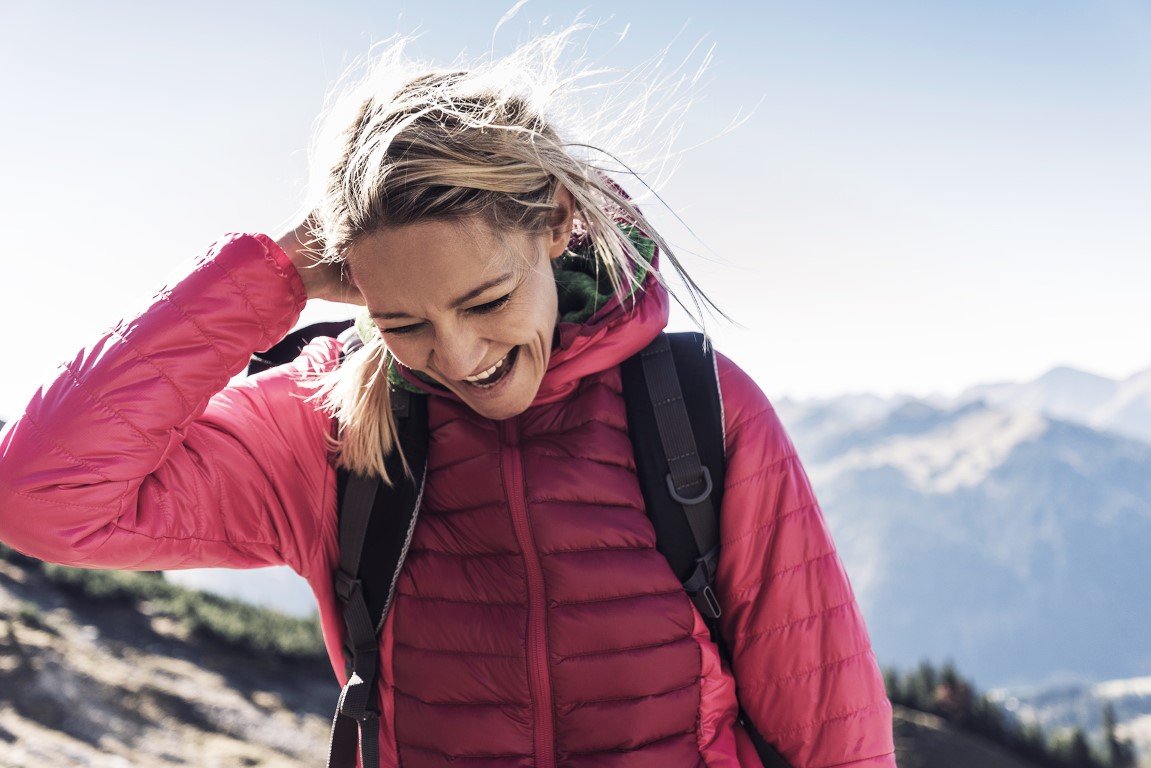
left=953, top=365, right=1151, bottom=445
left=776, top=363, right=1151, bottom=690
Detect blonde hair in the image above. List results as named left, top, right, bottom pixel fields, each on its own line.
left=302, top=26, right=719, bottom=481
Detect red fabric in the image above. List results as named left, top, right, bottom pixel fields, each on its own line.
left=0, top=233, right=895, bottom=767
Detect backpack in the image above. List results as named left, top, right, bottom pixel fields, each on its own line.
left=249, top=324, right=790, bottom=768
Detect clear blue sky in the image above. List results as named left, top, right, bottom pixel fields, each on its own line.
left=2, top=0, right=1150, bottom=420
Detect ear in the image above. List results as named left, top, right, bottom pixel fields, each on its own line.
left=545, top=185, right=576, bottom=260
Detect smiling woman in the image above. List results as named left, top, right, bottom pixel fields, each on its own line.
left=0, top=23, right=895, bottom=768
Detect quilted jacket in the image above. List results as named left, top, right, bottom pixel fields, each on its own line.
left=0, top=233, right=896, bottom=767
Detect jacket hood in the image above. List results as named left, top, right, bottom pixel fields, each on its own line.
left=372, top=225, right=670, bottom=409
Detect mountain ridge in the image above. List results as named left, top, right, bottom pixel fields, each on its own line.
left=779, top=393, right=1151, bottom=688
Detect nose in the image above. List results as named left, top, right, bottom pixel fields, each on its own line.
left=430, top=324, right=488, bottom=381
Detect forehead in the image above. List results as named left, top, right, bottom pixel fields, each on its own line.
left=347, top=218, right=534, bottom=292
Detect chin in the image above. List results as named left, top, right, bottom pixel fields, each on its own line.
left=463, top=392, right=535, bottom=421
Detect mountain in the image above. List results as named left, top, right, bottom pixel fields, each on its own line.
left=781, top=396, right=1151, bottom=689
left=960, top=366, right=1119, bottom=419
left=0, top=550, right=334, bottom=767
left=956, top=365, right=1151, bottom=445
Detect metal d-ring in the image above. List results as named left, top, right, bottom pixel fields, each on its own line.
left=666, top=466, right=713, bottom=505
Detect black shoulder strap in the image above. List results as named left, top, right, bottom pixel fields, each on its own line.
left=621, top=331, right=791, bottom=768
left=247, top=319, right=355, bottom=375
left=327, top=383, right=429, bottom=768
left=245, top=319, right=426, bottom=768
left=621, top=332, right=725, bottom=617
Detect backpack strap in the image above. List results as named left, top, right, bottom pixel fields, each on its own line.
left=328, top=470, right=382, bottom=768
left=327, top=377, right=429, bottom=768
left=621, top=331, right=792, bottom=768
left=246, top=320, right=428, bottom=768
left=247, top=319, right=354, bottom=375
left=621, top=332, right=726, bottom=621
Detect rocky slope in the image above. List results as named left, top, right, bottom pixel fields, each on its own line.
left=0, top=553, right=334, bottom=767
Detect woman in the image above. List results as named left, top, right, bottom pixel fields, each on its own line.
left=0, top=31, right=895, bottom=768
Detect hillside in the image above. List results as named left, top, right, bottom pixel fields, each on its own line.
left=0, top=550, right=334, bottom=767
left=893, top=705, right=1045, bottom=768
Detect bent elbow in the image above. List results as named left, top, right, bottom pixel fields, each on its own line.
left=0, top=417, right=124, bottom=566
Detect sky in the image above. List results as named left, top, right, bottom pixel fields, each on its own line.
left=1, top=0, right=1150, bottom=423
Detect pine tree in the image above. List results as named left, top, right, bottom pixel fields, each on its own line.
left=936, top=661, right=975, bottom=727
left=1065, top=727, right=1094, bottom=768
left=1102, top=703, right=1136, bottom=768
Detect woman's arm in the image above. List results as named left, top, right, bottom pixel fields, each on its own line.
left=715, top=353, right=896, bottom=768
left=0, top=234, right=337, bottom=578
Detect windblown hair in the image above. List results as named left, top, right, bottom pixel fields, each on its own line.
left=302, top=27, right=718, bottom=481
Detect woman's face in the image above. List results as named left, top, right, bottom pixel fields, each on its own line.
left=347, top=210, right=570, bottom=421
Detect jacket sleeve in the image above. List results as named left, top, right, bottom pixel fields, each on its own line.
left=715, top=353, right=896, bottom=768
left=0, top=234, right=337, bottom=578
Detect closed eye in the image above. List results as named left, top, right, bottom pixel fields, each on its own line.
left=380, top=293, right=512, bottom=335
left=380, top=322, right=425, bottom=336
left=468, top=293, right=512, bottom=314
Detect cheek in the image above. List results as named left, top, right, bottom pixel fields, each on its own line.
left=380, top=337, right=424, bottom=371
left=527, top=274, right=559, bottom=325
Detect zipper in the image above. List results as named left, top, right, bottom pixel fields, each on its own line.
left=500, top=419, right=556, bottom=768
left=376, top=457, right=428, bottom=632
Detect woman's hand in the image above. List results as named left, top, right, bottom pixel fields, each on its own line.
left=274, top=214, right=364, bottom=305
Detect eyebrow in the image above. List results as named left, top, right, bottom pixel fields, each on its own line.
left=369, top=271, right=516, bottom=321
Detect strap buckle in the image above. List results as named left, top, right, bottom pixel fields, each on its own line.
left=337, top=673, right=380, bottom=723
left=692, top=585, right=723, bottom=621
left=334, top=570, right=361, bottom=603
left=666, top=466, right=713, bottom=506
left=682, top=546, right=722, bottom=620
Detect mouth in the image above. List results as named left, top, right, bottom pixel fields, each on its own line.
left=461, top=346, right=519, bottom=390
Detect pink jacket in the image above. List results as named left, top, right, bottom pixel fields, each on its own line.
left=0, top=233, right=895, bottom=767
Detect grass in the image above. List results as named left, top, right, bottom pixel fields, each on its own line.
left=0, top=543, right=325, bottom=661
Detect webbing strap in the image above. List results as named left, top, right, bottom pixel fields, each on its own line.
left=631, top=332, right=792, bottom=768
left=327, top=675, right=380, bottom=768
left=638, top=334, right=722, bottom=620
left=329, top=471, right=383, bottom=768
left=639, top=334, right=719, bottom=551
left=338, top=472, right=379, bottom=585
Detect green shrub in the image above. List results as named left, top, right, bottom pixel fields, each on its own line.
left=41, top=563, right=171, bottom=603
left=1, top=544, right=323, bottom=661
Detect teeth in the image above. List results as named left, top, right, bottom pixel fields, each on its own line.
left=464, top=354, right=508, bottom=382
